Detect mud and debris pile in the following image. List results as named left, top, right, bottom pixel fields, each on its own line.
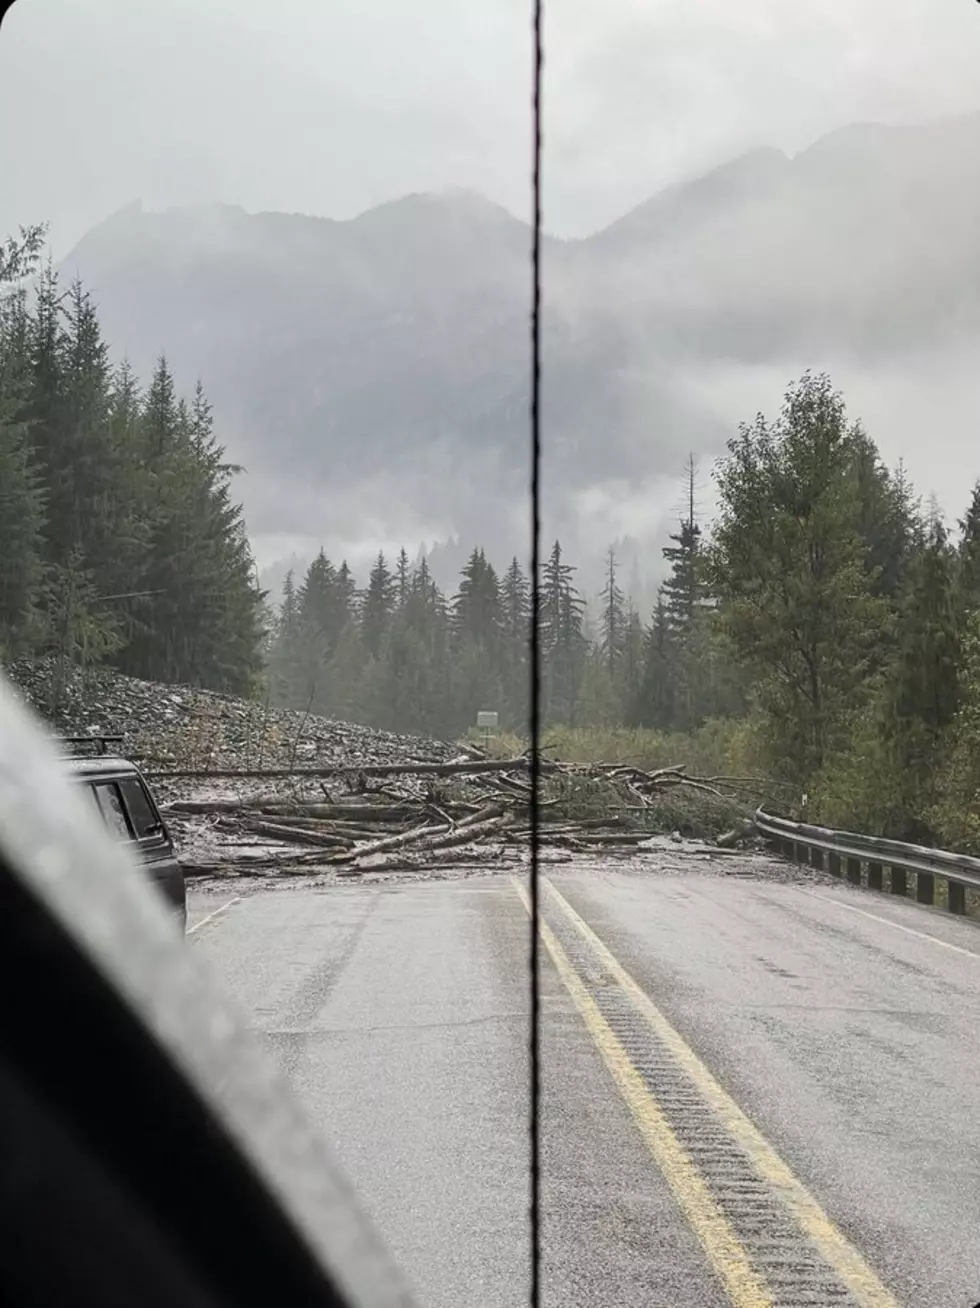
left=3, top=658, right=769, bottom=884
left=3, top=656, right=454, bottom=773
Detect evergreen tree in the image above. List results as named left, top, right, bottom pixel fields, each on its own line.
left=452, top=548, right=502, bottom=650
left=326, top=619, right=366, bottom=722
left=0, top=225, right=46, bottom=287
left=931, top=610, right=980, bottom=852
left=630, top=599, right=675, bottom=732
left=661, top=457, right=702, bottom=635
left=117, top=363, right=264, bottom=693
left=956, top=480, right=980, bottom=615
left=361, top=552, right=397, bottom=657
left=0, top=241, right=263, bottom=695
left=395, top=547, right=411, bottom=610
left=879, top=519, right=960, bottom=839
left=449, top=549, right=503, bottom=728
left=631, top=594, right=676, bottom=729
left=0, top=280, right=44, bottom=654
left=618, top=598, right=645, bottom=720
left=26, top=261, right=69, bottom=557
left=539, top=540, right=586, bottom=724
left=501, top=557, right=530, bottom=728
left=267, top=570, right=304, bottom=704
left=599, top=546, right=625, bottom=675
left=850, top=435, right=922, bottom=605
left=708, top=373, right=887, bottom=781
left=337, top=560, right=357, bottom=621
left=298, top=550, right=338, bottom=639
left=61, top=280, right=148, bottom=602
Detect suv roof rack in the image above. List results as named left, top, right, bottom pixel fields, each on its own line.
left=57, top=734, right=125, bottom=758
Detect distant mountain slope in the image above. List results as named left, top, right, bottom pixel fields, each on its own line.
left=60, top=113, right=980, bottom=575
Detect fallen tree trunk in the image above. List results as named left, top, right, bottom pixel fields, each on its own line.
left=150, top=757, right=553, bottom=781
left=716, top=818, right=758, bottom=849
left=232, top=818, right=354, bottom=849
left=337, top=812, right=512, bottom=875
left=181, top=850, right=326, bottom=876
left=329, top=821, right=451, bottom=864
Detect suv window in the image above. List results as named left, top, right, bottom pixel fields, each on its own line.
left=93, top=782, right=132, bottom=840
left=118, top=777, right=163, bottom=839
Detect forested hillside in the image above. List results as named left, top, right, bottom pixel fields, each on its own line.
left=0, top=226, right=264, bottom=697
left=6, top=220, right=980, bottom=854
left=266, top=371, right=980, bottom=853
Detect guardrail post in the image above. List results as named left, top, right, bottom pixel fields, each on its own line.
left=756, top=811, right=980, bottom=916
left=916, top=871, right=935, bottom=906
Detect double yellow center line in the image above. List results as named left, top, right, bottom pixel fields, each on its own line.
left=513, top=876, right=901, bottom=1308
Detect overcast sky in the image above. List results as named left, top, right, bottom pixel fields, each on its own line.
left=2, top=0, right=980, bottom=256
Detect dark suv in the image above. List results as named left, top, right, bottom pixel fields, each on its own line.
left=63, top=736, right=186, bottom=932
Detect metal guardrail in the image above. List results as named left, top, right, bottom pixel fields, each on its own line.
left=755, top=807, right=980, bottom=916
left=57, top=734, right=125, bottom=758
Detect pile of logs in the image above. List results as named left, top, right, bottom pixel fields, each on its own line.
left=157, top=754, right=767, bottom=879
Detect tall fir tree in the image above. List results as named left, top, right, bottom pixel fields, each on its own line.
left=500, top=556, right=530, bottom=728
left=599, top=546, right=625, bottom=675
left=956, top=480, right=980, bottom=616
left=631, top=594, right=676, bottom=730
left=360, top=552, right=397, bottom=658
left=880, top=518, right=961, bottom=839
left=539, top=540, right=586, bottom=724
left=117, top=362, right=263, bottom=693
left=0, top=277, right=44, bottom=654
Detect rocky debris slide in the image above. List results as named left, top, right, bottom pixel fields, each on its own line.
left=2, top=659, right=769, bottom=884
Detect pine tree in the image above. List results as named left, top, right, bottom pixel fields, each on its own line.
left=618, top=598, right=645, bottom=720
left=879, top=518, right=960, bottom=839
left=452, top=548, right=502, bottom=650
left=396, top=547, right=411, bottom=610
left=0, top=282, right=44, bottom=654
left=291, top=551, right=336, bottom=708
left=539, top=540, right=586, bottom=724
left=656, top=458, right=712, bottom=730
left=298, top=550, right=338, bottom=637
left=661, top=457, right=702, bottom=635
left=850, top=435, right=922, bottom=605
left=26, top=261, right=69, bottom=560
left=501, top=557, right=530, bottom=728
left=62, top=280, right=148, bottom=597
left=599, top=546, right=625, bottom=675
left=631, top=594, right=676, bottom=729
left=268, top=570, right=304, bottom=704
left=931, top=611, right=980, bottom=852
left=361, top=552, right=397, bottom=657
left=449, top=549, right=504, bottom=729
left=957, top=481, right=980, bottom=615
left=117, top=364, right=263, bottom=693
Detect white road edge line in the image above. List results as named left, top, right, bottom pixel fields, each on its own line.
left=187, top=897, right=241, bottom=935
left=799, top=888, right=980, bottom=959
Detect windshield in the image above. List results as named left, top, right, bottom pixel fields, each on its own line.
left=2, top=2, right=980, bottom=1305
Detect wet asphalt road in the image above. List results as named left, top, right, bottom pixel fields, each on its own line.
left=189, top=862, right=980, bottom=1307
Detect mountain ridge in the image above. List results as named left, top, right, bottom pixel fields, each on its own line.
left=58, top=111, right=980, bottom=586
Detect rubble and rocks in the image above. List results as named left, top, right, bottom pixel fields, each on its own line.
left=3, top=656, right=456, bottom=773
left=3, top=658, right=767, bottom=885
